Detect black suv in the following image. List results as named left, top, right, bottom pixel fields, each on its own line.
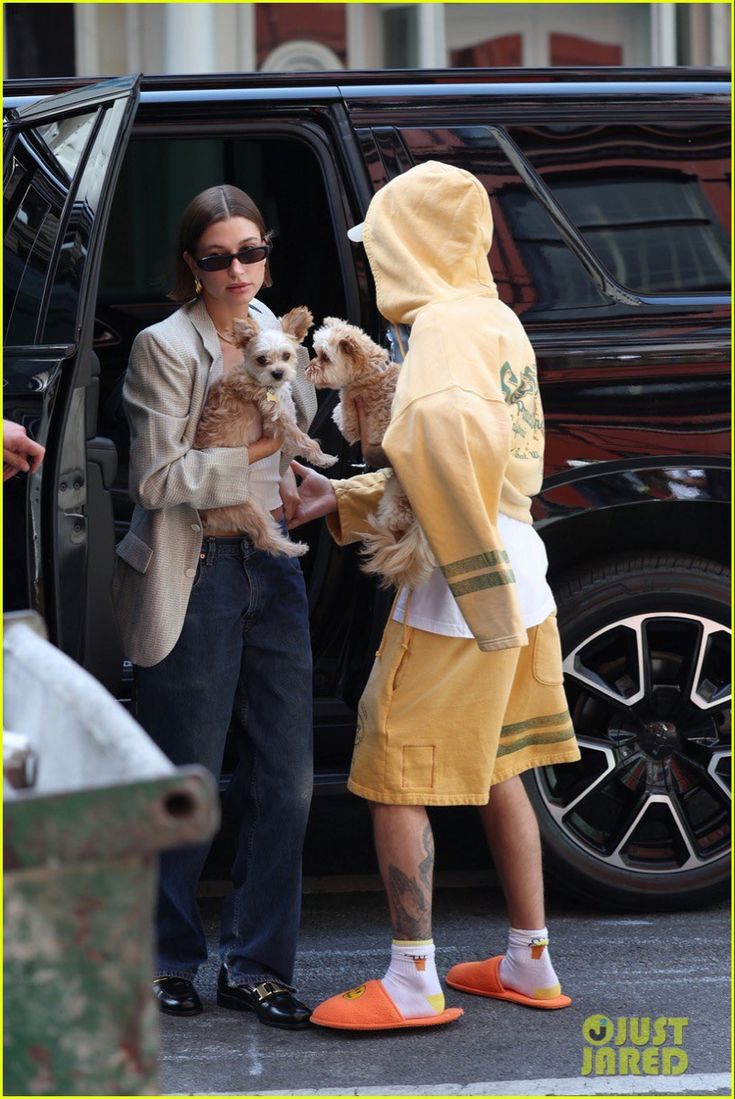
left=3, top=68, right=730, bottom=909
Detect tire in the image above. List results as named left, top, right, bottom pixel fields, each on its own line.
left=524, top=553, right=730, bottom=911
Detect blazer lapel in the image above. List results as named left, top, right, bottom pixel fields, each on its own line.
left=185, top=297, right=223, bottom=384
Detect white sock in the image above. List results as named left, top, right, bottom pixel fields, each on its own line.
left=499, top=927, right=562, bottom=1000
left=381, top=940, right=445, bottom=1018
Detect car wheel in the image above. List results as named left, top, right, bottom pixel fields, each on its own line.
left=524, top=553, right=730, bottom=910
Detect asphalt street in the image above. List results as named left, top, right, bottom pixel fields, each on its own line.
left=158, top=883, right=731, bottom=1097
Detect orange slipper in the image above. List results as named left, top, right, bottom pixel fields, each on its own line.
left=446, top=955, right=571, bottom=1010
left=310, top=979, right=463, bottom=1031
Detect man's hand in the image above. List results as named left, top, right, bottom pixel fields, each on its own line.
left=3, top=420, right=45, bottom=481
left=355, top=397, right=390, bottom=468
left=279, top=464, right=300, bottom=522
left=287, top=461, right=337, bottom=529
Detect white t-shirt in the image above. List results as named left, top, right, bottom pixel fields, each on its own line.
left=392, top=512, right=555, bottom=636
left=248, top=449, right=283, bottom=511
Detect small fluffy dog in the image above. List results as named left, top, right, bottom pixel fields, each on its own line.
left=307, top=317, right=435, bottom=588
left=195, top=306, right=336, bottom=557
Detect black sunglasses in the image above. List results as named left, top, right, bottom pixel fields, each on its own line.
left=195, top=243, right=272, bottom=272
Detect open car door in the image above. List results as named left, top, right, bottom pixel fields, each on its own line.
left=4, top=75, right=141, bottom=693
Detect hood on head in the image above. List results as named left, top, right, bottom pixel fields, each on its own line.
left=361, top=161, right=497, bottom=326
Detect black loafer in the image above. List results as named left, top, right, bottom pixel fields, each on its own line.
left=217, top=967, right=311, bottom=1029
left=153, top=976, right=203, bottom=1016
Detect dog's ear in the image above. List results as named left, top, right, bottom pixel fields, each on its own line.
left=280, top=306, right=313, bottom=342
left=231, top=317, right=259, bottom=349
left=337, top=331, right=362, bottom=361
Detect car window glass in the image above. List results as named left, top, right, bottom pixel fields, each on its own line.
left=36, top=113, right=97, bottom=181
left=4, top=109, right=97, bottom=346
left=4, top=159, right=62, bottom=345
left=398, top=126, right=609, bottom=317
left=508, top=122, right=731, bottom=295
left=42, top=99, right=126, bottom=343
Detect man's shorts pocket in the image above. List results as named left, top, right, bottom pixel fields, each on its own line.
left=401, top=745, right=436, bottom=790
left=532, top=614, right=564, bottom=686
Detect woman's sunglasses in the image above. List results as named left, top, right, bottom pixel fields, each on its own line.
left=195, top=243, right=272, bottom=272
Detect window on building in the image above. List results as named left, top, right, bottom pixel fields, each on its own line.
left=382, top=6, right=419, bottom=69
left=4, top=2, right=75, bottom=78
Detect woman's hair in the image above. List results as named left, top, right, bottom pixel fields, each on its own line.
left=169, top=184, right=272, bottom=302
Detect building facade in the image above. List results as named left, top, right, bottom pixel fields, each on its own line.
left=4, top=3, right=731, bottom=80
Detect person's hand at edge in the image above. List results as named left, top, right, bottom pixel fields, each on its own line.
left=3, top=420, right=45, bottom=482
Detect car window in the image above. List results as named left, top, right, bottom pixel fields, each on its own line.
left=98, top=134, right=346, bottom=321
left=4, top=109, right=97, bottom=346
left=508, top=122, right=731, bottom=295
left=397, top=126, right=610, bottom=317
left=3, top=158, right=62, bottom=345
left=398, top=121, right=730, bottom=310
left=42, top=99, right=130, bottom=343
left=36, top=113, right=97, bottom=179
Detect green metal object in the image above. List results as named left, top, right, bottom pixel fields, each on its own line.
left=3, top=614, right=218, bottom=1096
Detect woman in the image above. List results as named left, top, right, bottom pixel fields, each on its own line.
left=113, top=185, right=315, bottom=1030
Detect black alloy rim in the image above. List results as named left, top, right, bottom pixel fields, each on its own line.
left=535, top=612, right=731, bottom=877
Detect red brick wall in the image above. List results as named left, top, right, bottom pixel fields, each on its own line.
left=256, top=4, right=347, bottom=68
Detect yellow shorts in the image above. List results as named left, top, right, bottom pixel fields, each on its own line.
left=348, top=612, right=580, bottom=806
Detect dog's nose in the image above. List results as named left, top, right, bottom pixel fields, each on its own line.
left=271, top=370, right=284, bottom=380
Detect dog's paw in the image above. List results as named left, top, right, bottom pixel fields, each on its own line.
left=312, top=452, right=339, bottom=468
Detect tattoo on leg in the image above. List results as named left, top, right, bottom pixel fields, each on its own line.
left=387, top=865, right=431, bottom=940
left=387, top=827, right=434, bottom=940
left=419, top=822, right=434, bottom=894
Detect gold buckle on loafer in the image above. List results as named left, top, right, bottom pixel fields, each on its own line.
left=251, top=980, right=284, bottom=1002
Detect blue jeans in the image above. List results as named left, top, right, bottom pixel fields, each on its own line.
left=135, top=535, right=313, bottom=986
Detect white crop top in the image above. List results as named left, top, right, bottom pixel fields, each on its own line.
left=248, top=450, right=283, bottom=511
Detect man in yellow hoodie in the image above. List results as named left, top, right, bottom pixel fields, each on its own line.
left=291, top=161, right=580, bottom=1030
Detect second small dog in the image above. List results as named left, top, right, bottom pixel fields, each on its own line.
left=307, top=317, right=435, bottom=588
left=195, top=306, right=336, bottom=557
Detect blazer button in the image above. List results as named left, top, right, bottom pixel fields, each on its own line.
left=191, top=523, right=201, bottom=532
left=185, top=568, right=196, bottom=578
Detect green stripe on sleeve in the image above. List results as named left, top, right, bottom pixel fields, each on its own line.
left=441, top=549, right=510, bottom=579
left=449, top=568, right=516, bottom=598
left=500, top=710, right=572, bottom=738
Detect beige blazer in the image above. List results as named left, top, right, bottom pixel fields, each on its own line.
left=112, top=296, right=317, bottom=667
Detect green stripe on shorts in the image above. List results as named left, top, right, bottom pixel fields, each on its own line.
left=496, top=726, right=577, bottom=757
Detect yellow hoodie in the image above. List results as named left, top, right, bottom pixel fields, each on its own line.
left=335, top=161, right=546, bottom=652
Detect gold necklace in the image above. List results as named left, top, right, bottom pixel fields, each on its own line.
left=215, top=327, right=236, bottom=345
